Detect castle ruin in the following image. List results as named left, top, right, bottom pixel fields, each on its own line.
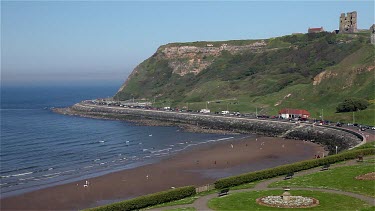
left=339, top=11, right=358, bottom=33
left=370, top=24, right=375, bottom=44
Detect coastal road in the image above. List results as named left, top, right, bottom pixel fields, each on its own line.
left=76, top=103, right=368, bottom=148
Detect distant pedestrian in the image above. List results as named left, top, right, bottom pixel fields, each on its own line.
left=214, top=160, right=216, bottom=165
left=231, top=144, right=234, bottom=148
left=84, top=180, right=89, bottom=187
left=146, top=174, right=149, bottom=180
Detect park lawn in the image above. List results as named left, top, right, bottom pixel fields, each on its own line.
left=164, top=208, right=196, bottom=211
left=146, top=180, right=263, bottom=209
left=208, top=190, right=372, bottom=210
left=225, top=180, right=260, bottom=190
left=268, top=164, right=375, bottom=197
left=145, top=181, right=259, bottom=209
left=144, top=189, right=216, bottom=209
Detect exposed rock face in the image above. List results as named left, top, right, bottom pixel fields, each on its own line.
left=168, top=59, right=212, bottom=76
left=158, top=41, right=267, bottom=76
left=313, top=70, right=338, bottom=85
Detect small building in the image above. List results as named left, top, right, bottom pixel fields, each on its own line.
left=278, top=108, right=310, bottom=119
left=308, top=27, right=324, bottom=33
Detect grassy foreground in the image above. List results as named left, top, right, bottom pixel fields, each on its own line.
left=164, top=208, right=196, bottom=211
left=268, top=163, right=375, bottom=197
left=208, top=190, right=372, bottom=210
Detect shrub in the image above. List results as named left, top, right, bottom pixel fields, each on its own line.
left=214, top=148, right=374, bottom=189
left=336, top=98, right=369, bottom=112
left=87, top=186, right=196, bottom=211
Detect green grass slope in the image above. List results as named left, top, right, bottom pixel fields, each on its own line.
left=115, top=32, right=374, bottom=125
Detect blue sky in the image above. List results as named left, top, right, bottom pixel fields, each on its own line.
left=1, top=1, right=374, bottom=86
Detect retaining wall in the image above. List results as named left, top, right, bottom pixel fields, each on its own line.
left=71, top=103, right=362, bottom=154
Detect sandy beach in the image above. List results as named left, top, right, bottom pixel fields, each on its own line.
left=0, top=136, right=326, bottom=210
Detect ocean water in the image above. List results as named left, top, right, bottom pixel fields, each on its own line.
left=0, top=85, right=238, bottom=198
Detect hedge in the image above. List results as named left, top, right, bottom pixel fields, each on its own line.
left=87, top=186, right=196, bottom=211
left=214, top=148, right=375, bottom=189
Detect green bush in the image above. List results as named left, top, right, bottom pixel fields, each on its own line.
left=214, top=148, right=375, bottom=189
left=87, top=186, right=196, bottom=211
left=336, top=98, right=369, bottom=112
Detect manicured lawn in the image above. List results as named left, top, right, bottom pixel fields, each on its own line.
left=226, top=180, right=259, bottom=190
left=208, top=190, right=372, bottom=210
left=145, top=181, right=259, bottom=209
left=146, top=189, right=216, bottom=209
left=268, top=164, right=375, bottom=197
left=164, top=208, right=196, bottom=211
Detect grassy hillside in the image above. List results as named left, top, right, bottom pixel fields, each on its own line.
left=115, top=32, right=374, bottom=125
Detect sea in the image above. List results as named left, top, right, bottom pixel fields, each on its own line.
left=0, top=84, right=240, bottom=198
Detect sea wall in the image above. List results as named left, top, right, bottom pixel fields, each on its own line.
left=70, top=103, right=362, bottom=154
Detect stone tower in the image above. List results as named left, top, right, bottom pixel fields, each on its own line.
left=339, top=11, right=358, bottom=33
left=370, top=24, right=375, bottom=45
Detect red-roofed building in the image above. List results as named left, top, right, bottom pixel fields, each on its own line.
left=278, top=108, right=310, bottom=119
left=308, top=27, right=324, bottom=33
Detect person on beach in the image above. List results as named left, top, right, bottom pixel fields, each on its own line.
left=231, top=144, right=233, bottom=148
left=84, top=180, right=89, bottom=187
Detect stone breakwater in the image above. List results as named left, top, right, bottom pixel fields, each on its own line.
left=62, top=102, right=362, bottom=154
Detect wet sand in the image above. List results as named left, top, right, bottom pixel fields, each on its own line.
left=0, top=137, right=326, bottom=211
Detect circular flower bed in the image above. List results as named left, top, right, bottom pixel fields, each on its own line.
left=256, top=195, right=319, bottom=208
left=355, top=172, right=375, bottom=180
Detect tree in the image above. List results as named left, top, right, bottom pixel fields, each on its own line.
left=336, top=98, right=369, bottom=113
